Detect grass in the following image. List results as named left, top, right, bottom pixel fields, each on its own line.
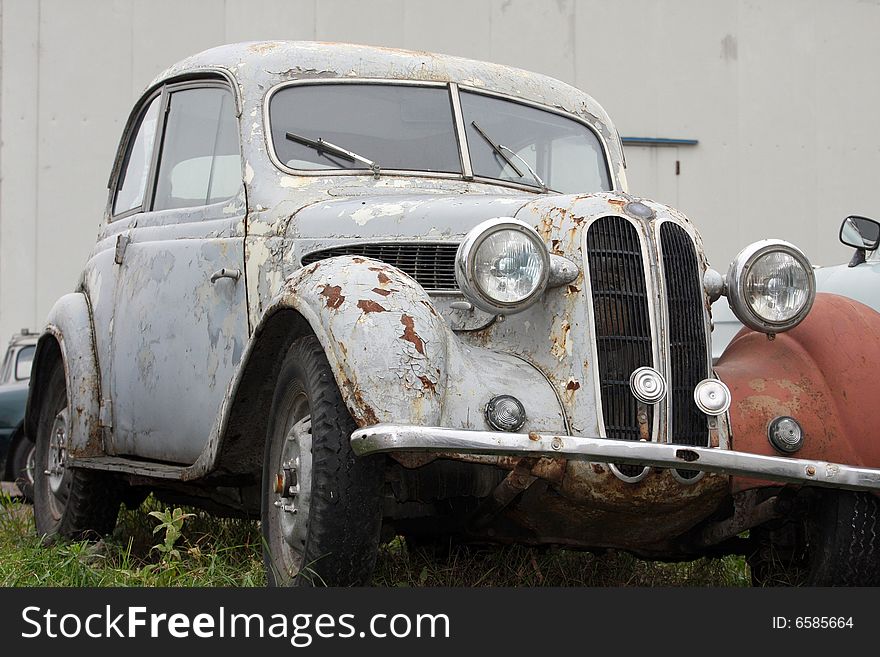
left=0, top=492, right=749, bottom=587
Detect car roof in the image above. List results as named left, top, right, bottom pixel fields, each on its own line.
left=7, top=332, right=38, bottom=348
left=150, top=41, right=619, bottom=142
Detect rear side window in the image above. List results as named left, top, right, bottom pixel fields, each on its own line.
left=15, top=345, right=34, bottom=381
left=113, top=96, right=161, bottom=215
left=153, top=87, right=241, bottom=211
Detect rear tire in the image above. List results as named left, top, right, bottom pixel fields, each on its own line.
left=261, top=335, right=384, bottom=586
left=749, top=490, right=879, bottom=586
left=33, top=360, right=121, bottom=542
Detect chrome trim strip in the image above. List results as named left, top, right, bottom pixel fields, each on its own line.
left=448, top=82, right=473, bottom=180
left=351, top=424, right=880, bottom=492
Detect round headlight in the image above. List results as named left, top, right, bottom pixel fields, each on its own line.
left=456, top=218, right=550, bottom=314
left=726, top=240, right=815, bottom=334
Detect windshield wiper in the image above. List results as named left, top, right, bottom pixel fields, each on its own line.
left=285, top=132, right=381, bottom=178
left=498, top=145, right=548, bottom=193
left=470, top=122, right=548, bottom=192
left=470, top=121, right=523, bottom=177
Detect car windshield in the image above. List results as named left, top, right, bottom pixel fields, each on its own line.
left=459, top=90, right=610, bottom=193
left=268, top=83, right=611, bottom=193
left=269, top=84, right=462, bottom=174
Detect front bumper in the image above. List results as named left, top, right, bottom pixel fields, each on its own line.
left=351, top=424, right=880, bottom=492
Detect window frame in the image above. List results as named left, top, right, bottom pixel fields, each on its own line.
left=107, top=70, right=242, bottom=222
left=108, top=89, right=165, bottom=221
left=149, top=80, right=242, bottom=213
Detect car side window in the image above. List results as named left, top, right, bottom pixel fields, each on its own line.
left=152, top=86, right=241, bottom=211
left=113, top=96, right=161, bottom=216
left=14, top=345, right=34, bottom=381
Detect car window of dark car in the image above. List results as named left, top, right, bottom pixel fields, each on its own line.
left=113, top=95, right=161, bottom=216
left=152, top=86, right=241, bottom=211
left=14, top=345, right=34, bottom=381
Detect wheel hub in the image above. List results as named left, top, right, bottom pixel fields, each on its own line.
left=274, top=414, right=312, bottom=550
left=46, top=407, right=69, bottom=496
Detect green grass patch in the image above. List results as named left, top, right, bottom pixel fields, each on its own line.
left=0, top=493, right=748, bottom=587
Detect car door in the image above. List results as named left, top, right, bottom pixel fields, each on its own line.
left=87, top=92, right=163, bottom=438
left=108, top=79, right=248, bottom=464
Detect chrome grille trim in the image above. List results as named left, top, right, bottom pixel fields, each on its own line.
left=301, top=242, right=460, bottom=291
left=659, top=222, right=711, bottom=449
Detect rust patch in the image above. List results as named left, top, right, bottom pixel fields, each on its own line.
left=391, top=452, right=437, bottom=468
left=350, top=386, right=379, bottom=425
left=320, top=284, right=345, bottom=309
left=372, top=287, right=392, bottom=297
left=528, top=432, right=541, bottom=441
left=400, top=314, right=425, bottom=354
left=419, top=299, right=438, bottom=316
left=566, top=380, right=581, bottom=391
left=591, top=463, right=606, bottom=474
left=376, top=271, right=391, bottom=285
left=357, top=299, right=387, bottom=314
left=608, top=198, right=626, bottom=206
left=418, top=375, right=437, bottom=393
left=352, top=257, right=365, bottom=263
left=567, top=284, right=580, bottom=295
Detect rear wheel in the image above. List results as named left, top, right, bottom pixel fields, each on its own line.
left=749, top=490, right=879, bottom=586
left=33, top=360, right=121, bottom=542
left=261, top=335, right=384, bottom=586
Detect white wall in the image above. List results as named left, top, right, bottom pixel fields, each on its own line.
left=2, top=0, right=879, bottom=343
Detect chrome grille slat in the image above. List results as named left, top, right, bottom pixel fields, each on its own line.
left=301, top=243, right=460, bottom=290
left=587, top=216, right=654, bottom=477
left=660, top=223, right=710, bottom=454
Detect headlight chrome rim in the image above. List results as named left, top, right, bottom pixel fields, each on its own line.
left=455, top=217, right=550, bottom=314
left=726, top=239, right=815, bottom=334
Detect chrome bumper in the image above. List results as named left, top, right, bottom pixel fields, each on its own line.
left=351, top=424, right=880, bottom=492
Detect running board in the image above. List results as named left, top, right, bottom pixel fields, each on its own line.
left=71, top=456, right=190, bottom=480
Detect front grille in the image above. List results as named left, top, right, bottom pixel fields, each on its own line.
left=301, top=243, right=460, bottom=291
left=661, top=223, right=710, bottom=451
left=587, top=216, right=654, bottom=476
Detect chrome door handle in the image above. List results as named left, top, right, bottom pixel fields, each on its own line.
left=210, top=268, right=241, bottom=283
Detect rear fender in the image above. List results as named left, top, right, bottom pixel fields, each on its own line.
left=25, top=293, right=104, bottom=458
left=715, top=293, right=880, bottom=492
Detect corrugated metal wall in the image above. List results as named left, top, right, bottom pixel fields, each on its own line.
left=2, top=0, right=880, bottom=342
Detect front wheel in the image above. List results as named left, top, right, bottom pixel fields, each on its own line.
left=749, top=490, right=879, bottom=586
left=261, top=335, right=384, bottom=586
left=33, top=359, right=121, bottom=542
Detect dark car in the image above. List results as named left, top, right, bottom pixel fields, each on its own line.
left=1, top=330, right=37, bottom=500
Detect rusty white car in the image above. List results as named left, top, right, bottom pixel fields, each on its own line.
left=25, top=42, right=880, bottom=586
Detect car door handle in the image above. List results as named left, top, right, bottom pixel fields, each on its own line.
left=210, top=268, right=242, bottom=283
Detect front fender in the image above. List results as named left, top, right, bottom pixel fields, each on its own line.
left=260, top=255, right=566, bottom=433
left=25, top=293, right=103, bottom=458
left=715, top=293, right=880, bottom=492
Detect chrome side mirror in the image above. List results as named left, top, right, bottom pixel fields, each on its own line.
left=840, top=215, right=880, bottom=267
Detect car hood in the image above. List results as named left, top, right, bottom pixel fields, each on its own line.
left=288, top=193, right=535, bottom=240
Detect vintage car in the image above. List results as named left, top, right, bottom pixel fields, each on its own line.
left=0, top=330, right=37, bottom=501
left=25, top=42, right=880, bottom=586
left=711, top=215, right=880, bottom=362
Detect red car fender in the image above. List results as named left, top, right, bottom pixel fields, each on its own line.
left=715, top=293, right=880, bottom=493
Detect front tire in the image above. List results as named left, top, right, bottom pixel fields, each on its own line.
left=261, top=335, right=384, bottom=586
left=33, top=360, right=121, bottom=542
left=749, top=490, right=879, bottom=586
